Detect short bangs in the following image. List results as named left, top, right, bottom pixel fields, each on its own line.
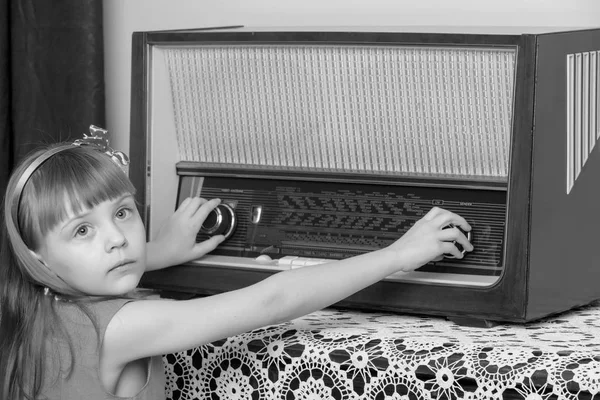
left=19, top=146, right=136, bottom=248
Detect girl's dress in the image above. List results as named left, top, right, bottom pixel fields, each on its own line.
left=41, top=298, right=166, bottom=400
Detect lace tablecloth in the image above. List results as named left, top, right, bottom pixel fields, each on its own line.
left=163, top=301, right=600, bottom=399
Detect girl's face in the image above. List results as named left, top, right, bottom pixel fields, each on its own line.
left=33, top=193, right=147, bottom=296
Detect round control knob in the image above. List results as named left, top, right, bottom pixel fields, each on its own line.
left=443, top=224, right=472, bottom=259
left=200, top=203, right=237, bottom=240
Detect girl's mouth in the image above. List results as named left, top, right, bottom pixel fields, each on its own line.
left=109, top=259, right=135, bottom=272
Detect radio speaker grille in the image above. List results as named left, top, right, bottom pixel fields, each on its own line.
left=566, top=50, right=600, bottom=194
left=165, top=45, right=516, bottom=180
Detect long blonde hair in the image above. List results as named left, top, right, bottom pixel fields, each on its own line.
left=0, top=144, right=137, bottom=399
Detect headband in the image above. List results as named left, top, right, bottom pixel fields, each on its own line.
left=11, top=125, right=129, bottom=236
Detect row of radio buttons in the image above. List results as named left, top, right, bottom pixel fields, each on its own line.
left=255, top=255, right=332, bottom=268
left=280, top=256, right=333, bottom=268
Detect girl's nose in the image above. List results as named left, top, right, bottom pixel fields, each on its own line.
left=105, top=224, right=128, bottom=251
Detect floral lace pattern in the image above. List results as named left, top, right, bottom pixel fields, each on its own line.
left=164, top=301, right=600, bottom=399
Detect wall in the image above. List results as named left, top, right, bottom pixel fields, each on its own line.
left=103, top=0, right=600, bottom=153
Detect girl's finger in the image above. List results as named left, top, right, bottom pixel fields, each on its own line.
left=432, top=254, right=445, bottom=262
left=438, top=227, right=462, bottom=241
left=454, top=232, right=474, bottom=252
left=433, top=212, right=471, bottom=232
left=441, top=242, right=464, bottom=259
left=177, top=197, right=192, bottom=210
left=422, top=206, right=443, bottom=221
left=438, top=227, right=473, bottom=253
left=190, top=198, right=222, bottom=225
left=191, top=235, right=225, bottom=258
left=439, top=227, right=472, bottom=246
left=177, top=196, right=206, bottom=215
left=180, top=197, right=210, bottom=219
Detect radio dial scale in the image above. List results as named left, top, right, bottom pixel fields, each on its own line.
left=179, top=164, right=506, bottom=287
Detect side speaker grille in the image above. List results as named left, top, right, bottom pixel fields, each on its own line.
left=566, top=51, right=600, bottom=194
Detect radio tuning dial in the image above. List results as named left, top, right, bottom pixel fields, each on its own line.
left=200, top=203, right=237, bottom=240
left=443, top=224, right=472, bottom=259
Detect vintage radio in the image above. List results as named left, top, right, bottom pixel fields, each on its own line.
left=129, top=26, right=600, bottom=326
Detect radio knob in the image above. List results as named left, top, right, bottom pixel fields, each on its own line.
left=200, top=203, right=237, bottom=240
left=443, top=224, right=472, bottom=259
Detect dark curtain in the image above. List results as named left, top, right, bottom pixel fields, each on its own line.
left=0, top=0, right=105, bottom=202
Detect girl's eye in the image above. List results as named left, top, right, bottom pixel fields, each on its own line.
left=75, top=225, right=89, bottom=237
left=116, top=207, right=132, bottom=220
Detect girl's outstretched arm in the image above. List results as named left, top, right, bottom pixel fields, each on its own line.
left=145, top=197, right=225, bottom=271
left=103, top=206, right=472, bottom=368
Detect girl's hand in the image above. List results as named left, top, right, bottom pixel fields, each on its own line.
left=388, top=207, right=473, bottom=272
left=146, top=197, right=225, bottom=270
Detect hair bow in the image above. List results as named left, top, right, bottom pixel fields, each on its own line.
left=73, top=125, right=130, bottom=167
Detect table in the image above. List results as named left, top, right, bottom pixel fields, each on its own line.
left=163, top=301, right=600, bottom=399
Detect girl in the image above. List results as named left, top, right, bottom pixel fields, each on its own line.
left=0, top=138, right=472, bottom=400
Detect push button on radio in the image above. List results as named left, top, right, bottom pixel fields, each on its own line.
left=200, top=203, right=237, bottom=240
